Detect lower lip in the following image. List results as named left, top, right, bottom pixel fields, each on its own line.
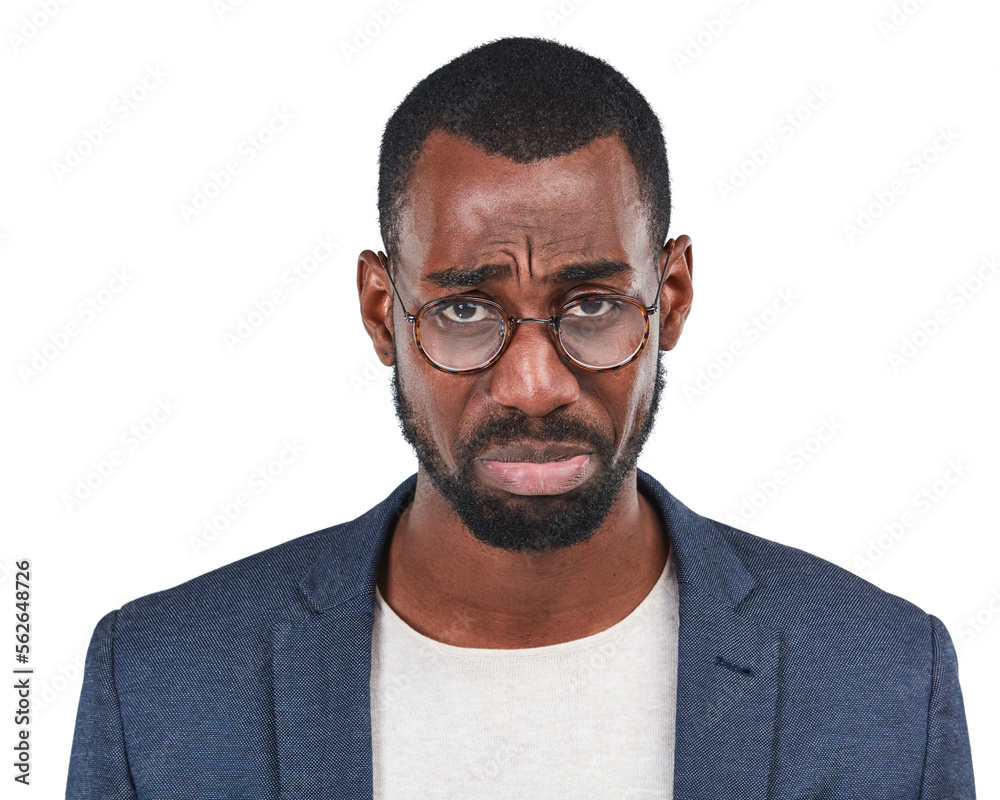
left=476, top=454, right=594, bottom=496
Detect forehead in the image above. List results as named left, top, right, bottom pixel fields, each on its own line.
left=395, top=130, right=649, bottom=283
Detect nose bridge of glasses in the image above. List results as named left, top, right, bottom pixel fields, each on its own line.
left=503, top=315, right=560, bottom=357
left=509, top=315, right=558, bottom=325
left=498, top=313, right=572, bottom=373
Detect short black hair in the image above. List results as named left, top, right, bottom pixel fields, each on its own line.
left=377, top=36, right=671, bottom=268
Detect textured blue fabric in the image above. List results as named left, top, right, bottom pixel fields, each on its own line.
left=65, top=469, right=976, bottom=799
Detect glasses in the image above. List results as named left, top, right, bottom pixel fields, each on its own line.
left=375, top=239, right=674, bottom=374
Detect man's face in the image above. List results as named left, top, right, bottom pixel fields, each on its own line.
left=386, top=130, right=672, bottom=553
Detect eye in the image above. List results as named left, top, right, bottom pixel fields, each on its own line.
left=563, top=296, right=618, bottom=319
left=438, top=301, right=493, bottom=324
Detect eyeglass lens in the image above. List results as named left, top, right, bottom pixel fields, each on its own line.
left=416, top=297, right=647, bottom=371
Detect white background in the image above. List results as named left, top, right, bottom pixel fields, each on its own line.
left=2, top=0, right=998, bottom=796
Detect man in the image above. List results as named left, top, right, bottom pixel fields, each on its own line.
left=66, top=36, right=975, bottom=799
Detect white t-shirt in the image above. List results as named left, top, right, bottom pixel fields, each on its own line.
left=370, top=552, right=679, bottom=799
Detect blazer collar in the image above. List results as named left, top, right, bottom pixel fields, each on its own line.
left=296, top=467, right=757, bottom=614
left=276, top=469, right=781, bottom=800
left=297, top=473, right=416, bottom=613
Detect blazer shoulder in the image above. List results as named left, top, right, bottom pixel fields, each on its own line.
left=707, top=515, right=933, bottom=633
left=106, top=475, right=416, bottom=642
left=115, top=520, right=349, bottom=632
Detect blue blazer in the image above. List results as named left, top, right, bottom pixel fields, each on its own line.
left=66, top=469, right=976, bottom=799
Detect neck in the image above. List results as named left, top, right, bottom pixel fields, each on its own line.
left=375, top=468, right=670, bottom=648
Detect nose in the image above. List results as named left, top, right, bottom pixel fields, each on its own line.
left=487, top=318, right=580, bottom=417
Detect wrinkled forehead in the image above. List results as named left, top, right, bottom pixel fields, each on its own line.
left=394, top=130, right=650, bottom=281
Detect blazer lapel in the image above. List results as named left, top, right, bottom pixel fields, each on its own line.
left=638, top=469, right=782, bottom=800
left=273, top=476, right=416, bottom=800
left=671, top=588, right=782, bottom=799
left=272, top=470, right=781, bottom=799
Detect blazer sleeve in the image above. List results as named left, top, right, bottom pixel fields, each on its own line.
left=920, top=614, right=976, bottom=800
left=65, top=609, right=137, bottom=800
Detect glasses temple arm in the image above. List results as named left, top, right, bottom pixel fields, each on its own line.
left=647, top=238, right=676, bottom=314
left=376, top=250, right=415, bottom=321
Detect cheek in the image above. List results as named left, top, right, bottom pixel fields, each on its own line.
left=576, top=376, right=628, bottom=445
left=617, top=359, right=657, bottom=436
left=409, top=368, right=470, bottom=453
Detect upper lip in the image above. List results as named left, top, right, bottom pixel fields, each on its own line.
left=476, top=441, right=595, bottom=463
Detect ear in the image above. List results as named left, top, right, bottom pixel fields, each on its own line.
left=657, top=234, right=693, bottom=351
left=357, top=249, right=396, bottom=366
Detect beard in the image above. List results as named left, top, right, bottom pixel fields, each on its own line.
left=389, top=348, right=667, bottom=553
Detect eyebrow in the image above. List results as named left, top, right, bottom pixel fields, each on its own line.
left=422, top=259, right=634, bottom=289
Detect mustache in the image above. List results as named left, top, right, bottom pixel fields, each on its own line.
left=460, top=412, right=609, bottom=459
